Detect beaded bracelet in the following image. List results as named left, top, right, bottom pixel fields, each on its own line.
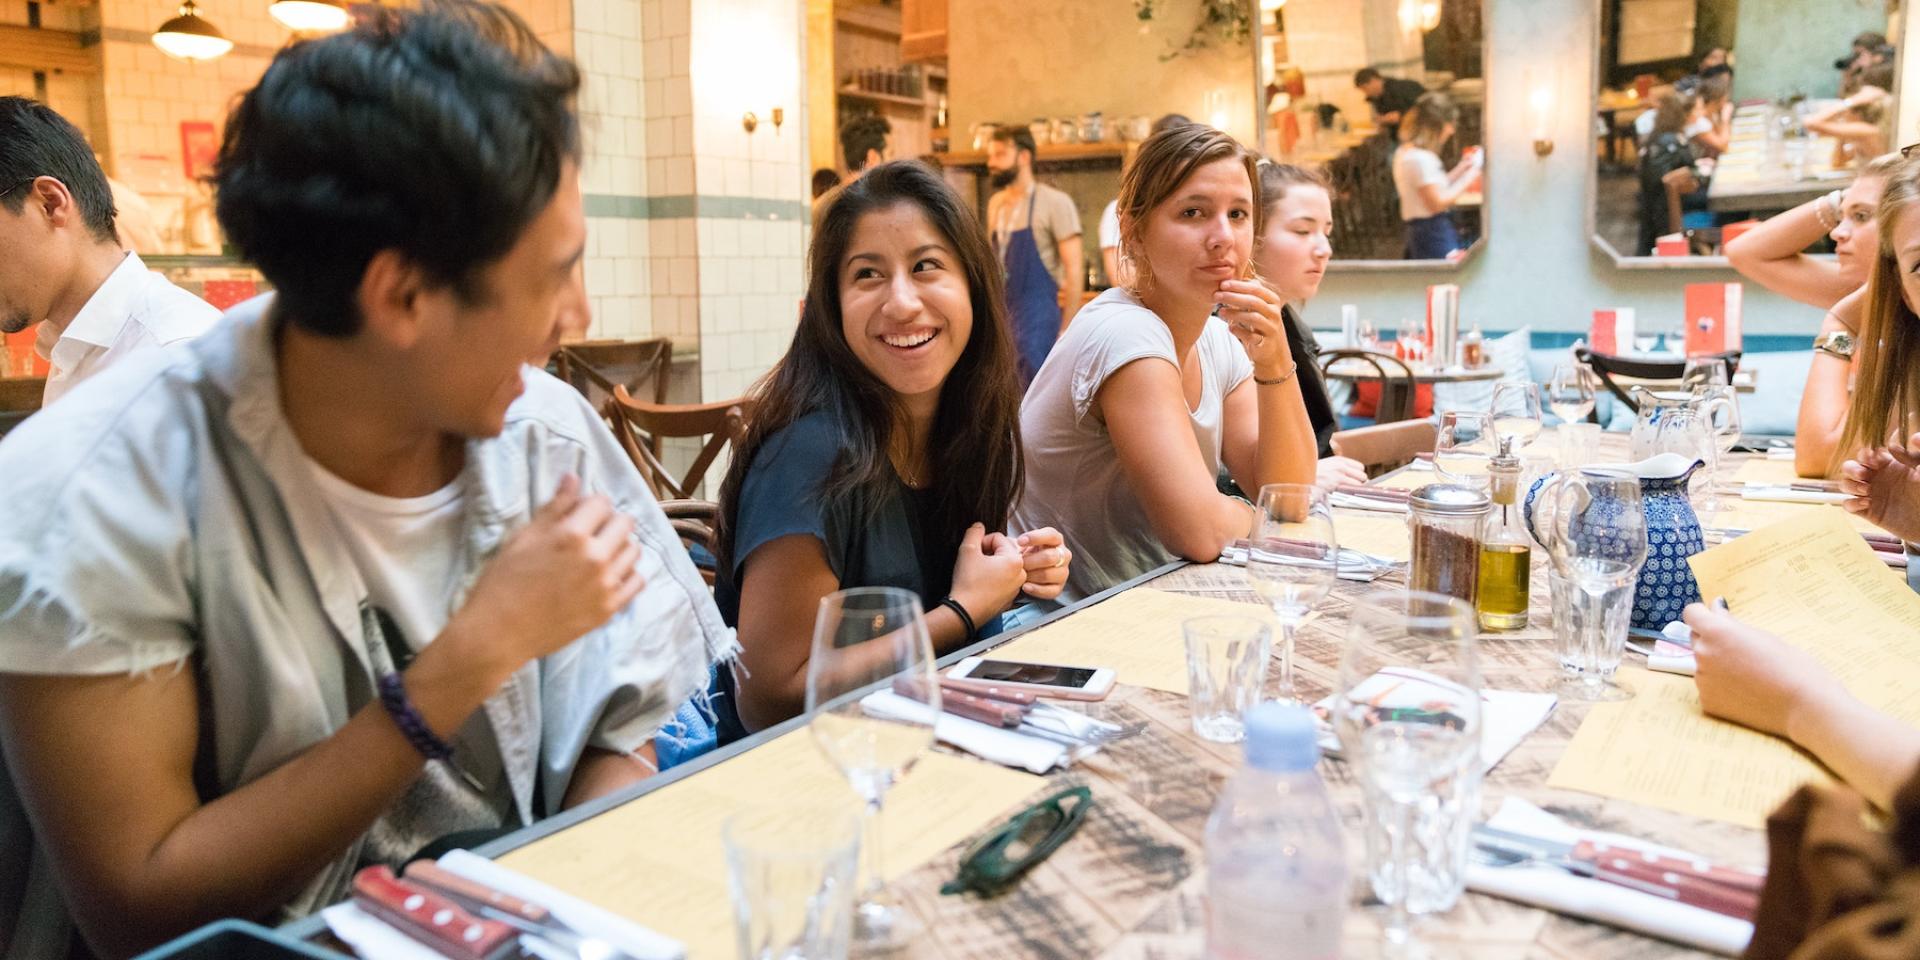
left=378, top=671, right=454, bottom=761
left=940, top=596, right=979, bottom=645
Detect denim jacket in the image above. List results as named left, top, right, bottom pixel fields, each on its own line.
left=0, top=295, right=736, bottom=956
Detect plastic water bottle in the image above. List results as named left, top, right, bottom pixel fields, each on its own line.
left=1204, top=702, right=1349, bottom=960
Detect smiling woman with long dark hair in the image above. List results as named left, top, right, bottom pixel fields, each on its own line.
left=711, top=160, right=1072, bottom=738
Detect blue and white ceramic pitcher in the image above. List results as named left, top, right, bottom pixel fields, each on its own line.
left=1525, top=453, right=1707, bottom=630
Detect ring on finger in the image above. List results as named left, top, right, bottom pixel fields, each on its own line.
left=1052, top=551, right=1067, bottom=569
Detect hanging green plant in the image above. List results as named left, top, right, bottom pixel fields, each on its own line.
left=1132, top=0, right=1251, bottom=61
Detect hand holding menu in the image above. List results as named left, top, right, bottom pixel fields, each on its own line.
left=1548, top=510, right=1920, bottom=828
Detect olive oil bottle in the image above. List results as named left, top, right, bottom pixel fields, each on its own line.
left=1476, top=443, right=1531, bottom=630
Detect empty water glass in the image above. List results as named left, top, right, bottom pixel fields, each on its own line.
left=1554, top=557, right=1638, bottom=702
left=725, top=804, right=861, bottom=960
left=1183, top=615, right=1272, bottom=743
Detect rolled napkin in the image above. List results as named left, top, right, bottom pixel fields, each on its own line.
left=861, top=690, right=1083, bottom=774
left=1740, top=485, right=1850, bottom=505
left=1465, top=798, right=1754, bottom=956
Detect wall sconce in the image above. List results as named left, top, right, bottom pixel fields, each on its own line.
left=743, top=107, right=786, bottom=135
left=1528, top=82, right=1555, bottom=157
left=742, top=111, right=757, bottom=134
left=152, top=0, right=234, bottom=61
left=1398, top=0, right=1441, bottom=34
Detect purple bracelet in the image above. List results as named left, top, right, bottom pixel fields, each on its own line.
left=377, top=672, right=454, bottom=761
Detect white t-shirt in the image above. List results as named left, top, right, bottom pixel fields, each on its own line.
left=35, top=252, right=218, bottom=406
left=306, top=461, right=514, bottom=864
left=1098, top=199, right=1121, bottom=250
left=1392, top=145, right=1449, bottom=220
left=1012, top=287, right=1253, bottom=607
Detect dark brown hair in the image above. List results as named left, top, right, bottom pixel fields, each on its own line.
left=1256, top=160, right=1330, bottom=218
left=1115, top=124, right=1263, bottom=294
left=716, top=160, right=1023, bottom=575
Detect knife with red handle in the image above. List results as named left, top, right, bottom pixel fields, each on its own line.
left=939, top=676, right=1039, bottom=706
left=939, top=689, right=1028, bottom=728
left=1475, top=827, right=1763, bottom=920
left=351, top=865, right=519, bottom=960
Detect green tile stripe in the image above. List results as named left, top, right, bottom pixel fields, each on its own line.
left=584, top=194, right=806, bottom=222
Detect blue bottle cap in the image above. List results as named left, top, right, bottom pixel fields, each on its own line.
left=1244, top=702, right=1322, bottom=772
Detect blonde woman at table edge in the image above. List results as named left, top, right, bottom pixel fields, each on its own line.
left=1251, top=159, right=1367, bottom=490
left=711, top=161, right=1071, bottom=737
left=1833, top=154, right=1920, bottom=477
left=1724, top=152, right=1898, bottom=477
left=1011, top=124, right=1317, bottom=608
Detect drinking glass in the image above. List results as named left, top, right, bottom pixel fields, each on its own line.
left=1545, top=362, right=1596, bottom=428
left=725, top=804, right=861, bottom=960
left=805, top=587, right=939, bottom=951
left=1652, top=406, right=1718, bottom=519
left=1247, top=483, right=1338, bottom=703
left=1692, top=382, right=1743, bottom=524
left=1331, top=591, right=1481, bottom=955
left=1182, top=615, right=1272, bottom=742
left=1434, top=411, right=1496, bottom=491
left=1535, top=468, right=1646, bottom=702
left=1682, top=356, right=1731, bottom=388
left=1489, top=382, right=1543, bottom=451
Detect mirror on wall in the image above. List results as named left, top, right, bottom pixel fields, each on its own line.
left=1589, top=0, right=1900, bottom=265
left=1255, top=0, right=1487, bottom=265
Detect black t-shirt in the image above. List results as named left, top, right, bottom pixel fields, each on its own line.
left=1369, top=77, right=1428, bottom=121
left=1284, top=305, right=1338, bottom=458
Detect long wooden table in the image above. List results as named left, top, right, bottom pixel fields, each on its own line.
left=296, top=433, right=1813, bottom=958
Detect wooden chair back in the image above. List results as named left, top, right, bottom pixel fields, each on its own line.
left=604, top=386, right=750, bottom=501
left=1316, top=349, right=1417, bottom=423
left=0, top=377, right=43, bottom=440
left=1331, top=419, right=1438, bottom=477
left=555, top=339, right=672, bottom=408
left=1574, top=346, right=1741, bottom=416
left=658, top=498, right=719, bottom=587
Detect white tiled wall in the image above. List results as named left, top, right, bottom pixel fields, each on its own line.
left=575, top=0, right=652, bottom=342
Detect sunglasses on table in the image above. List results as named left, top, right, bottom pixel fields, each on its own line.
left=941, top=785, right=1094, bottom=898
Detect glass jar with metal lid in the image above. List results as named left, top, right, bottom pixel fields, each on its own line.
left=1408, top=483, right=1491, bottom=606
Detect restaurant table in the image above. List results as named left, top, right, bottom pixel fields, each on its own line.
left=1707, top=101, right=1852, bottom=214
left=1322, top=359, right=1503, bottom=425
left=1596, top=86, right=1661, bottom=171
left=288, top=428, right=1803, bottom=960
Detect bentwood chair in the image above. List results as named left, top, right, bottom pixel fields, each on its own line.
left=1316, top=348, right=1418, bottom=424
left=1574, top=346, right=1741, bottom=416
left=603, top=386, right=751, bottom=502
left=658, top=498, right=720, bottom=586
left=1330, top=419, right=1438, bottom=477
left=554, top=338, right=673, bottom=411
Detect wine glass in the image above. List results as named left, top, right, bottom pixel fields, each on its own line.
left=1247, top=483, right=1338, bottom=704
left=1489, top=382, right=1543, bottom=451
left=1434, top=411, right=1496, bottom=491
left=1682, top=356, right=1730, bottom=388
left=1331, top=591, right=1481, bottom=954
left=1545, top=363, right=1596, bottom=425
left=805, top=587, right=940, bottom=950
left=1537, top=468, right=1647, bottom=702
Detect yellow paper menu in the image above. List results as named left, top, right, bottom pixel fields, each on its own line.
left=498, top=730, right=1044, bottom=959
left=988, top=588, right=1277, bottom=694
left=1548, top=510, right=1920, bottom=827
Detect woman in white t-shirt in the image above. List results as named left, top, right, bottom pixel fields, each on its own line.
left=1392, top=92, right=1480, bottom=259
left=1013, top=124, right=1319, bottom=606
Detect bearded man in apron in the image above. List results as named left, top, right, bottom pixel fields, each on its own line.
left=986, top=127, right=1084, bottom=385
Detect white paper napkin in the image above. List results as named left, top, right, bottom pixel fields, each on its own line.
left=1313, top=672, right=1557, bottom=775
left=860, top=690, right=1078, bottom=774
left=1465, top=797, right=1755, bottom=956
left=1741, top=486, right=1849, bottom=505
left=322, top=902, right=451, bottom=960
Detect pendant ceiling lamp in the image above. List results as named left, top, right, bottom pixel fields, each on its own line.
left=269, top=0, right=350, bottom=33
left=152, top=0, right=234, bottom=61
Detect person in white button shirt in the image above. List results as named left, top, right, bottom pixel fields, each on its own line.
left=0, top=96, right=217, bottom=406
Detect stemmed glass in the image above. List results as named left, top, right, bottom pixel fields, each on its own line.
left=1330, top=591, right=1481, bottom=955
left=1535, top=468, right=1648, bottom=702
left=1682, top=356, right=1731, bottom=388
left=1545, top=363, right=1596, bottom=426
left=1489, top=382, right=1543, bottom=451
left=1434, top=411, right=1496, bottom=491
left=805, top=587, right=940, bottom=951
left=1246, top=483, right=1338, bottom=704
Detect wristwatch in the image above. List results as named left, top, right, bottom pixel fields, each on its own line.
left=1814, top=330, right=1856, bottom=361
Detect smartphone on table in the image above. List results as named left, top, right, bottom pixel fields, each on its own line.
left=947, top=657, right=1116, bottom=700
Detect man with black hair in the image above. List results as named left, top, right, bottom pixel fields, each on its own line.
left=839, top=113, right=891, bottom=177
left=1353, top=66, right=1427, bottom=127
left=0, top=97, right=216, bottom=406
left=0, top=4, right=732, bottom=956
left=987, top=126, right=1083, bottom=383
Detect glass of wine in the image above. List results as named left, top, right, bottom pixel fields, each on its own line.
left=1331, top=591, right=1481, bottom=955
left=805, top=587, right=940, bottom=951
left=1434, top=411, right=1496, bottom=492
left=1246, top=483, right=1338, bottom=703
left=1489, top=382, right=1543, bottom=451
left=1545, top=363, right=1596, bottom=425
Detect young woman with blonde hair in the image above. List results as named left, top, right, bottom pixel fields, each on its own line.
left=1393, top=92, right=1480, bottom=259
left=1013, top=124, right=1318, bottom=607
left=1833, top=154, right=1920, bottom=476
